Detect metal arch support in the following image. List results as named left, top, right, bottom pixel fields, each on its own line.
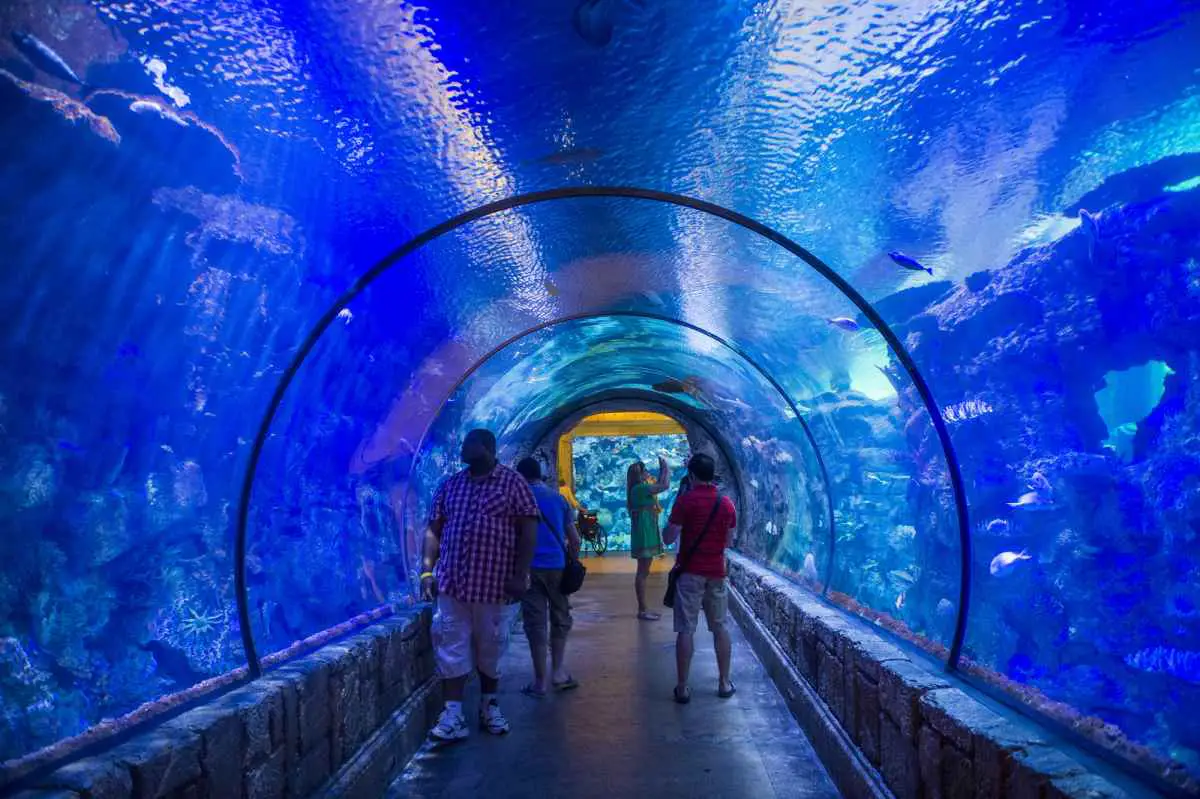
left=235, top=186, right=971, bottom=678
left=393, top=309, right=834, bottom=609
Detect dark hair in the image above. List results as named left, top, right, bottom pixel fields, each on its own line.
left=688, top=453, right=716, bottom=482
left=464, top=428, right=497, bottom=454
left=516, top=457, right=542, bottom=481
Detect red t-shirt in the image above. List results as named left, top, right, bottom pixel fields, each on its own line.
left=669, top=485, right=737, bottom=578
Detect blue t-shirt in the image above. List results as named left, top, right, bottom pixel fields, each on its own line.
left=530, top=482, right=572, bottom=569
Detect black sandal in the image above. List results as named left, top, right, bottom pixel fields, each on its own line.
left=718, top=681, right=736, bottom=699
left=673, top=685, right=691, bottom=704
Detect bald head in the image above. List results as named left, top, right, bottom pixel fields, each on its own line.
left=462, top=429, right=497, bottom=475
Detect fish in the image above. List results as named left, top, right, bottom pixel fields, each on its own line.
left=1007, top=491, right=1053, bottom=511
left=337, top=308, right=353, bottom=325
left=544, top=278, right=561, bottom=297
left=116, top=341, right=142, bottom=359
left=895, top=592, right=906, bottom=610
left=802, top=552, right=819, bottom=582
left=1029, top=471, right=1052, bottom=493
left=828, top=317, right=861, bottom=332
left=573, top=0, right=614, bottom=46
left=985, top=518, right=1010, bottom=534
left=130, top=99, right=188, bottom=127
left=532, top=147, right=604, bottom=166
left=989, top=549, right=1032, bottom=577
left=58, top=440, right=84, bottom=452
left=888, top=251, right=933, bottom=275
left=138, top=640, right=207, bottom=686
left=936, top=598, right=955, bottom=617
left=653, top=377, right=692, bottom=394
left=11, top=32, right=86, bottom=86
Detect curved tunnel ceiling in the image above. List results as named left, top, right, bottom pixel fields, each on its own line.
left=401, top=312, right=835, bottom=566
left=242, top=187, right=968, bottom=679
left=5, top=0, right=1200, bottom=789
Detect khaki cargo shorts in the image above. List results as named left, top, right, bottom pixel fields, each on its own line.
left=521, top=568, right=574, bottom=644
left=672, top=572, right=729, bottom=635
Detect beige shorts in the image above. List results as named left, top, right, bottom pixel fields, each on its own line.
left=521, top=569, right=573, bottom=644
left=432, top=594, right=516, bottom=679
left=673, top=572, right=729, bottom=635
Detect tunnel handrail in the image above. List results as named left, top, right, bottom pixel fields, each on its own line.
left=235, top=186, right=971, bottom=677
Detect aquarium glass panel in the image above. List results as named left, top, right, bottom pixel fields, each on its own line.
left=571, top=434, right=690, bottom=552
left=2, top=0, right=1199, bottom=790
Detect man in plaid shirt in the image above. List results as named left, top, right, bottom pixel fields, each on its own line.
left=421, top=429, right=539, bottom=741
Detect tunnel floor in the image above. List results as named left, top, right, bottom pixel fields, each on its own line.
left=387, top=572, right=840, bottom=798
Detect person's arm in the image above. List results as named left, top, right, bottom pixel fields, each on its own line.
left=420, top=517, right=444, bottom=601
left=663, top=492, right=685, bottom=546
left=648, top=455, right=671, bottom=495
left=505, top=477, right=540, bottom=599
left=563, top=498, right=581, bottom=558
left=513, top=516, right=538, bottom=576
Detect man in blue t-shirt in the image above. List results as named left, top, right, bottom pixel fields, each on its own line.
left=516, top=457, right=581, bottom=697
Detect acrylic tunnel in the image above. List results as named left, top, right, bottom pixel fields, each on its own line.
left=2, top=1, right=1200, bottom=797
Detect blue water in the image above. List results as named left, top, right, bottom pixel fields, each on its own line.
left=1, top=0, right=1199, bottom=790
left=571, top=433, right=690, bottom=551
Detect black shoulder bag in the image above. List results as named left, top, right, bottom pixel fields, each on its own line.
left=542, top=510, right=587, bottom=595
left=663, top=496, right=722, bottom=609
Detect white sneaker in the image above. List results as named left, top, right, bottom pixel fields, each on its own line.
left=478, top=699, right=510, bottom=735
left=429, top=707, right=468, bottom=742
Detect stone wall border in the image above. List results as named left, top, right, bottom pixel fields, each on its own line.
left=729, top=580, right=891, bottom=799
left=11, top=607, right=437, bottom=799
left=315, top=674, right=440, bottom=798
left=727, top=552, right=1149, bottom=799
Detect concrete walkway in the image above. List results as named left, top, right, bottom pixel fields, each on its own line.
left=388, top=572, right=840, bottom=798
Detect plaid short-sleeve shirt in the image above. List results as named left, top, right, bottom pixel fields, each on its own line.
left=430, top=463, right=539, bottom=605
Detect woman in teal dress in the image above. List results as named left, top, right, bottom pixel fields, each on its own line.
left=626, top=455, right=671, bottom=620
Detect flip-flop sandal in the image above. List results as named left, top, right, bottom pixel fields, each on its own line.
left=521, top=683, right=547, bottom=699
left=637, top=611, right=661, bottom=621
left=673, top=685, right=691, bottom=704
left=718, top=682, right=737, bottom=699
left=553, top=676, right=580, bottom=691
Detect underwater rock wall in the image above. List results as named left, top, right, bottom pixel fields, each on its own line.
left=890, top=188, right=1200, bottom=779
left=0, top=55, right=400, bottom=763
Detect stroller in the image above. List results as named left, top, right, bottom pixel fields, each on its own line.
left=576, top=507, right=608, bottom=556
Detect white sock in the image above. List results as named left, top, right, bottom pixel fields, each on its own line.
left=481, top=692, right=497, bottom=708
left=445, top=700, right=463, bottom=717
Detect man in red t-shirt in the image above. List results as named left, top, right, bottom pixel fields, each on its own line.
left=663, top=453, right=738, bottom=703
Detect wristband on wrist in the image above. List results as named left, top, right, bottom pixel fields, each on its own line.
left=420, top=571, right=434, bottom=580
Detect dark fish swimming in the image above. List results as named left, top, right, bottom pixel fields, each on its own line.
left=533, top=147, right=604, bottom=166
left=573, top=0, right=614, bottom=46
left=653, top=378, right=691, bottom=394
left=11, top=32, right=85, bottom=86
left=138, top=641, right=207, bottom=686
left=888, top=251, right=933, bottom=275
